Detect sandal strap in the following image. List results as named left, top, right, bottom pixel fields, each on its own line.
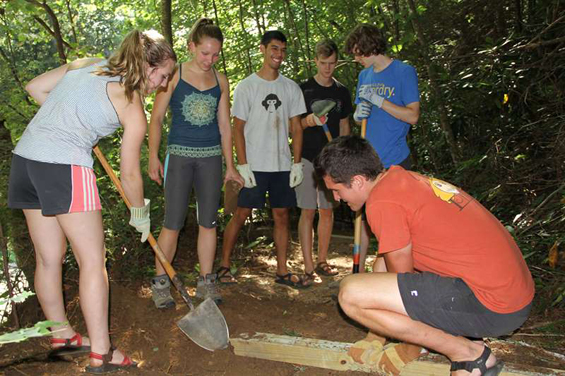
left=89, top=345, right=116, bottom=364
left=450, top=346, right=490, bottom=374
left=50, top=332, right=82, bottom=346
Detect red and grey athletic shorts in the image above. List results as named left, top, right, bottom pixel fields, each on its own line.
left=8, top=154, right=101, bottom=216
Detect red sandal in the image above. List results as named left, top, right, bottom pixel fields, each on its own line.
left=49, top=332, right=91, bottom=357
left=85, top=346, right=138, bottom=374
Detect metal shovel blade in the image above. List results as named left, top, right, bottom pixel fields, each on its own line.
left=177, top=297, right=229, bottom=351
left=311, top=99, right=336, bottom=118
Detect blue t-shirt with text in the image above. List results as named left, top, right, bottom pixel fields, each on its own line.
left=355, top=60, right=419, bottom=168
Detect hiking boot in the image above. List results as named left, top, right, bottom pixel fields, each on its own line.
left=196, top=273, right=222, bottom=305
left=150, top=274, right=175, bottom=309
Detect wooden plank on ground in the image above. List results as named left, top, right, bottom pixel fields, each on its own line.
left=230, top=332, right=564, bottom=375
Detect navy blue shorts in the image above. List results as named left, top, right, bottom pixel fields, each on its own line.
left=238, top=171, right=297, bottom=208
left=398, top=272, right=532, bottom=338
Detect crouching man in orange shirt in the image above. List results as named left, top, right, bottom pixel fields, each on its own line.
left=314, top=135, right=534, bottom=376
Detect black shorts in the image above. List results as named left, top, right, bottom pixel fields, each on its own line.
left=238, top=171, right=297, bottom=208
left=8, top=154, right=101, bottom=216
left=398, top=272, right=532, bottom=338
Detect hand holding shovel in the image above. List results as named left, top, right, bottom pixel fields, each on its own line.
left=93, top=146, right=229, bottom=351
left=311, top=100, right=337, bottom=142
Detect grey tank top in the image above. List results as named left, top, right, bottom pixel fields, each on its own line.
left=14, top=61, right=122, bottom=168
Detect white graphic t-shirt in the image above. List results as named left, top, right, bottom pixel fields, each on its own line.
left=232, top=73, right=306, bottom=172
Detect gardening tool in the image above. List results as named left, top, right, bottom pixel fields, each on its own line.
left=93, top=146, right=229, bottom=351
left=311, top=100, right=336, bottom=142
left=352, top=118, right=368, bottom=273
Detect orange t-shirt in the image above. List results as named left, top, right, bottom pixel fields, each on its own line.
left=366, top=166, right=534, bottom=314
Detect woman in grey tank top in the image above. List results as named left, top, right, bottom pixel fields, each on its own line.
left=8, top=29, right=176, bottom=373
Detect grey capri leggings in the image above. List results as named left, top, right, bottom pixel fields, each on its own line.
left=163, top=154, right=223, bottom=230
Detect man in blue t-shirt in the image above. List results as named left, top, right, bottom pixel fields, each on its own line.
left=344, top=24, right=420, bottom=272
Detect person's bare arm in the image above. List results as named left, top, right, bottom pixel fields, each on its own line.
left=233, top=117, right=248, bottom=164
left=383, top=243, right=414, bottom=273
left=381, top=101, right=420, bottom=125
left=26, top=58, right=103, bottom=105
left=147, top=68, right=177, bottom=185
left=290, top=115, right=303, bottom=163
left=339, top=117, right=351, bottom=136
left=217, top=74, right=244, bottom=186
left=112, top=89, right=146, bottom=208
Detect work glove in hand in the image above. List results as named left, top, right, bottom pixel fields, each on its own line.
left=129, top=198, right=150, bottom=242
left=353, top=102, right=372, bottom=122
left=236, top=164, right=257, bottom=188
left=289, top=162, right=304, bottom=188
left=306, top=113, right=327, bottom=126
left=358, top=85, right=385, bottom=108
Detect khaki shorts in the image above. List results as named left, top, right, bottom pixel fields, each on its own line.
left=295, top=158, right=338, bottom=210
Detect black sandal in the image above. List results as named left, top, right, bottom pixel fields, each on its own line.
left=274, top=273, right=311, bottom=289
left=315, top=261, right=338, bottom=276
left=216, top=266, right=237, bottom=284
left=450, top=346, right=504, bottom=375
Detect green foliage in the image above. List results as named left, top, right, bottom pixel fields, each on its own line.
left=0, top=320, right=61, bottom=345
left=0, top=0, right=563, bottom=315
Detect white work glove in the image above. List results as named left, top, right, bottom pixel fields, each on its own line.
left=359, top=85, right=385, bottom=108
left=309, top=113, right=327, bottom=126
left=236, top=164, right=257, bottom=188
left=129, top=198, right=150, bottom=243
left=353, top=102, right=372, bottom=122
left=289, top=162, right=304, bottom=188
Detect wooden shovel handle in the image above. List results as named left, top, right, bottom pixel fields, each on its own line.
left=92, top=146, right=177, bottom=280
left=352, top=118, right=368, bottom=273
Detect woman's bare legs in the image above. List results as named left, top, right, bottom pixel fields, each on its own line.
left=25, top=209, right=128, bottom=366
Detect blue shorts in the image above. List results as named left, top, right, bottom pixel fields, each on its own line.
left=398, top=272, right=532, bottom=338
left=238, top=171, right=297, bottom=208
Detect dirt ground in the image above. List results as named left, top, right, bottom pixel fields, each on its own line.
left=1, top=225, right=564, bottom=375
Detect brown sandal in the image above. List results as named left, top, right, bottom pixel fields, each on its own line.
left=85, top=346, right=138, bottom=374
left=315, top=261, right=338, bottom=276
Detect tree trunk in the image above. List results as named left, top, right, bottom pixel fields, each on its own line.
left=211, top=0, right=228, bottom=75
left=237, top=0, right=253, bottom=74
left=161, top=0, right=173, bottom=46
left=405, top=0, right=460, bottom=164
left=28, top=0, right=69, bottom=64
left=301, top=0, right=312, bottom=73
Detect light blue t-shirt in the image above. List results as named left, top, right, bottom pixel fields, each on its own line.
left=355, top=59, right=419, bottom=168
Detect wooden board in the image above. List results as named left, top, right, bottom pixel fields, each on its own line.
left=230, top=332, right=564, bottom=375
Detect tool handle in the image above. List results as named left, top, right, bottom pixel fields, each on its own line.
left=322, top=124, right=333, bottom=142
left=93, top=146, right=195, bottom=310
left=352, top=118, right=368, bottom=274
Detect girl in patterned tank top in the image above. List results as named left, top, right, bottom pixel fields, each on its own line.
left=148, top=18, right=243, bottom=308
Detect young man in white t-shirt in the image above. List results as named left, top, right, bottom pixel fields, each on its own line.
left=216, top=30, right=310, bottom=288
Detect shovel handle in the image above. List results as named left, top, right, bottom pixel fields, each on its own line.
left=93, top=146, right=194, bottom=310
left=352, top=118, right=368, bottom=274
left=322, top=123, right=333, bottom=142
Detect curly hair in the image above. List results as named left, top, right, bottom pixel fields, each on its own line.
left=344, top=24, right=387, bottom=57
left=97, top=29, right=176, bottom=102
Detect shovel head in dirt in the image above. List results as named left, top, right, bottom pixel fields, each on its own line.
left=177, top=297, right=230, bottom=351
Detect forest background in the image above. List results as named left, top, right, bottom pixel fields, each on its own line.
left=0, top=0, right=563, bottom=334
